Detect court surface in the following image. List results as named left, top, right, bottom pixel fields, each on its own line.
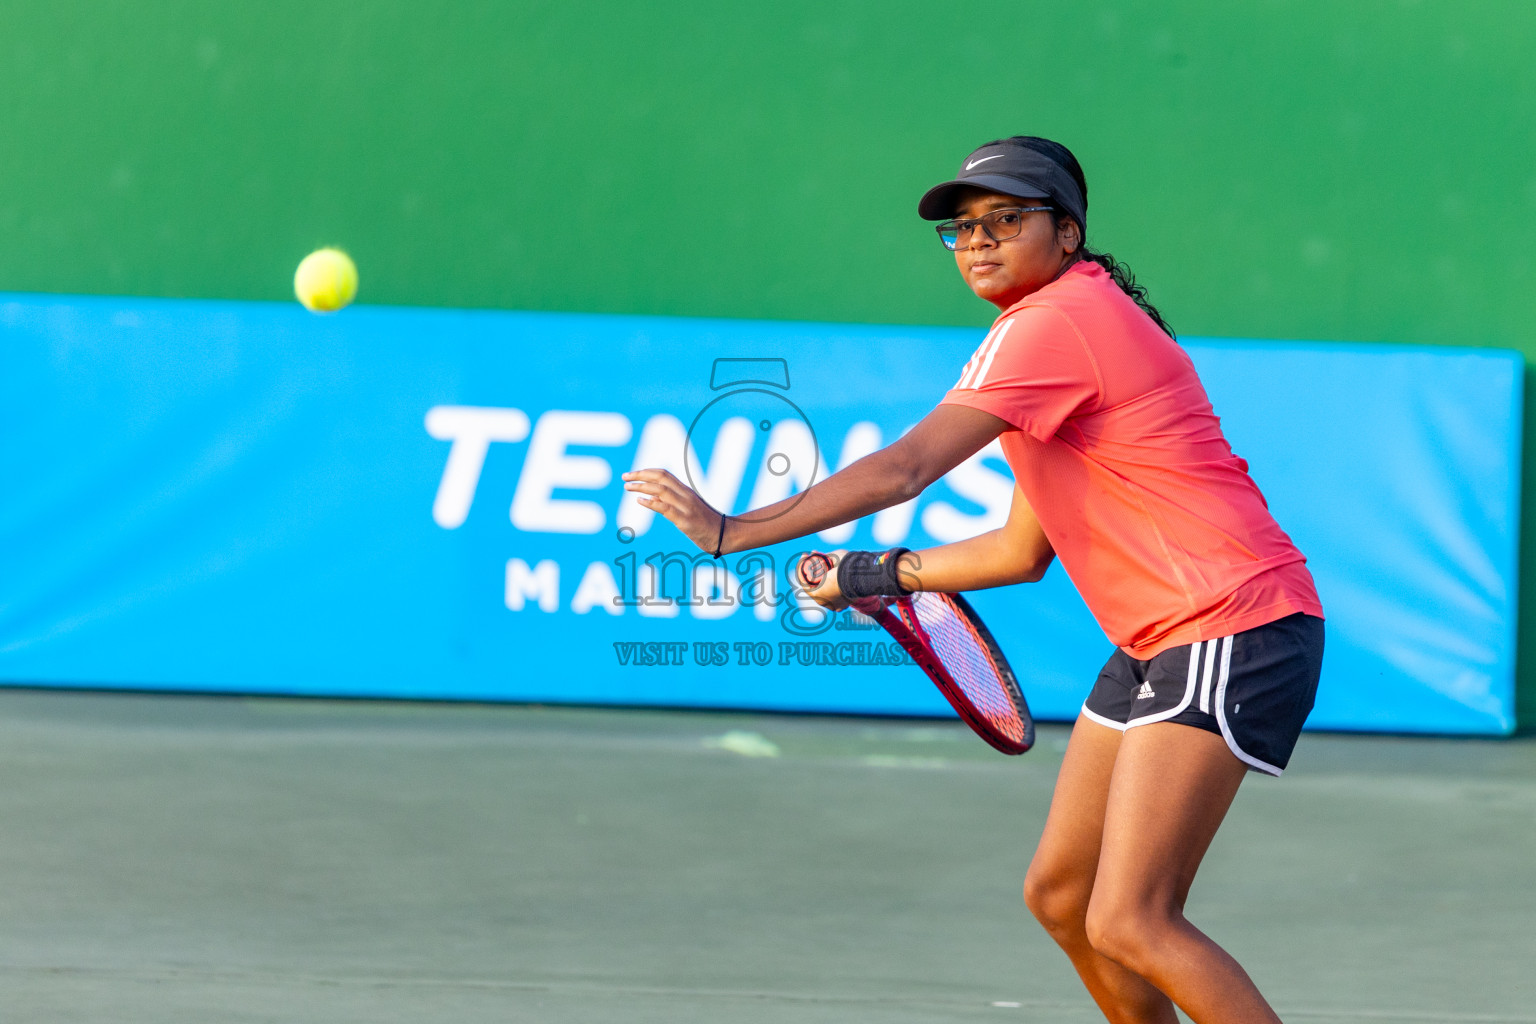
left=0, top=688, right=1530, bottom=1024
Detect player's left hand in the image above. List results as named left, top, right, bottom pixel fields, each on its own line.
left=622, top=469, right=723, bottom=553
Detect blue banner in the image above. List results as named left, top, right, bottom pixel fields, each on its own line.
left=0, top=294, right=1521, bottom=733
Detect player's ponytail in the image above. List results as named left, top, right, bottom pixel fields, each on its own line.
left=1071, top=239, right=1176, bottom=340
left=999, top=137, right=1176, bottom=339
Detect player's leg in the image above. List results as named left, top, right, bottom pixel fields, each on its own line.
left=1084, top=721, right=1278, bottom=1024
left=1024, top=715, right=1178, bottom=1024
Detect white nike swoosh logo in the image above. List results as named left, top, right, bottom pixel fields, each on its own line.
left=965, top=154, right=1004, bottom=171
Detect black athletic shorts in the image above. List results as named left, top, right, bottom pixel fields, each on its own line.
left=1081, top=613, right=1324, bottom=776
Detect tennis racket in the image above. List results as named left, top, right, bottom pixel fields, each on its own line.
left=798, top=552, right=1034, bottom=755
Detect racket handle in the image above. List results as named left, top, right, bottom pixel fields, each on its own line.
left=798, top=551, right=833, bottom=588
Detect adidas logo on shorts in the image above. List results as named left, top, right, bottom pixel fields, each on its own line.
left=1135, top=681, right=1155, bottom=700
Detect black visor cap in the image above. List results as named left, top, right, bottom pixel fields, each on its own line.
left=918, top=140, right=1086, bottom=237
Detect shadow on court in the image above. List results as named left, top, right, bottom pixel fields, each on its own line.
left=0, top=689, right=1530, bottom=1023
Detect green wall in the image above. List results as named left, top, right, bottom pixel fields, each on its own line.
left=4, top=1, right=1534, bottom=725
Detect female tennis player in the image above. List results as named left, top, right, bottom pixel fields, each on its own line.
left=624, top=135, right=1323, bottom=1024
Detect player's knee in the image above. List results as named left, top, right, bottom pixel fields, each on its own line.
left=1083, top=906, right=1133, bottom=967
left=1023, top=861, right=1089, bottom=938
left=1083, top=899, right=1163, bottom=975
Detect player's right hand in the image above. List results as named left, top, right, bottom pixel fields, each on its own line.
left=802, top=551, right=887, bottom=618
left=802, top=549, right=850, bottom=610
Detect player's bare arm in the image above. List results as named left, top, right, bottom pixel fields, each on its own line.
left=804, top=485, right=1056, bottom=610
left=623, top=403, right=1010, bottom=554
left=898, top=484, right=1056, bottom=591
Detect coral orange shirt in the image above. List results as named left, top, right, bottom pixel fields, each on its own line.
left=941, top=261, right=1322, bottom=658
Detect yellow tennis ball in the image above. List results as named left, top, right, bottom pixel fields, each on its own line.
left=294, top=247, right=358, bottom=313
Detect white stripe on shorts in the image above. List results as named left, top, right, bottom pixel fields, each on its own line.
left=1079, top=703, right=1127, bottom=731
left=1199, top=639, right=1218, bottom=714
left=1123, top=638, right=1202, bottom=728
left=1212, top=634, right=1285, bottom=777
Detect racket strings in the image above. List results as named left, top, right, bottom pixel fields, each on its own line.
left=905, top=593, right=1026, bottom=744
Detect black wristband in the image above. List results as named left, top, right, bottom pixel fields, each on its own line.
left=836, top=547, right=912, bottom=599
left=712, top=512, right=727, bottom=560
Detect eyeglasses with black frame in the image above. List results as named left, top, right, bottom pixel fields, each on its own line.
left=936, top=206, right=1054, bottom=251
